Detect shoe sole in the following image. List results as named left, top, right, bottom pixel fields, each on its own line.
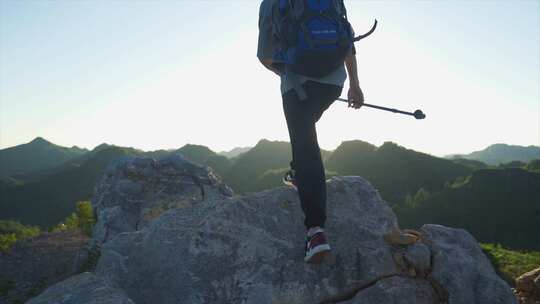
left=305, top=244, right=331, bottom=264
left=306, top=250, right=328, bottom=264
left=282, top=179, right=297, bottom=191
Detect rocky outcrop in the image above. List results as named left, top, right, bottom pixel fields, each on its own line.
left=0, top=229, right=88, bottom=304
left=27, top=153, right=517, bottom=304
left=91, top=154, right=234, bottom=246
left=515, top=267, right=540, bottom=304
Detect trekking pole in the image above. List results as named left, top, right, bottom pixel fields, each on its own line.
left=336, top=98, right=426, bottom=120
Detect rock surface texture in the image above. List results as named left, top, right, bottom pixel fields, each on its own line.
left=27, top=154, right=517, bottom=304
left=0, top=229, right=88, bottom=304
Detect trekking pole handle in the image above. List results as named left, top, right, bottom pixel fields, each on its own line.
left=353, top=19, right=378, bottom=42
left=337, top=98, right=405, bottom=113
left=336, top=98, right=426, bottom=120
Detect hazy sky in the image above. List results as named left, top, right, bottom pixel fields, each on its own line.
left=1, top=0, right=539, bottom=156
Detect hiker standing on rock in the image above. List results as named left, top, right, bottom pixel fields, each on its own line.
left=257, top=0, right=364, bottom=264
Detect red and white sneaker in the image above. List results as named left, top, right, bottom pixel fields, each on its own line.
left=282, top=169, right=297, bottom=190
left=304, top=227, right=331, bottom=264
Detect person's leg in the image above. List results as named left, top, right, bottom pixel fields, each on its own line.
left=282, top=81, right=342, bottom=229
left=313, top=83, right=342, bottom=123
left=288, top=81, right=343, bottom=173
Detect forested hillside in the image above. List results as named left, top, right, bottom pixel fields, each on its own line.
left=396, top=168, right=540, bottom=250
left=325, top=140, right=473, bottom=205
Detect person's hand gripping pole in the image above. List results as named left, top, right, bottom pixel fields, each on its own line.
left=344, top=40, right=364, bottom=109
left=347, top=84, right=364, bottom=109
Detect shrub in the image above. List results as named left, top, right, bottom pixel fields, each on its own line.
left=0, top=220, right=40, bottom=252
left=51, top=201, right=95, bottom=236
left=481, top=243, right=540, bottom=286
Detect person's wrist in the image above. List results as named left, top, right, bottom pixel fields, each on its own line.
left=349, top=79, right=360, bottom=89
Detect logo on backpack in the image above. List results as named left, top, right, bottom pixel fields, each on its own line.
left=271, top=0, right=354, bottom=78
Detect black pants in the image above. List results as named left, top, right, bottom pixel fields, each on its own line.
left=282, top=80, right=343, bottom=230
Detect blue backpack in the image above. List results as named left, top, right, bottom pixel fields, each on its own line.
left=271, top=0, right=376, bottom=79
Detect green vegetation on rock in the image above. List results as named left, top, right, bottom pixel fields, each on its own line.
left=0, top=220, right=40, bottom=252
left=481, top=243, right=540, bottom=286
left=51, top=201, right=95, bottom=236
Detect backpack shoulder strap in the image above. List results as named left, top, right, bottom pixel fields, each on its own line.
left=338, top=0, right=348, bottom=20
left=278, top=0, right=305, bottom=20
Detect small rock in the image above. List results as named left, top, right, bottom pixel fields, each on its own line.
left=403, top=242, right=432, bottom=277
left=383, top=229, right=419, bottom=245
left=517, top=267, right=540, bottom=292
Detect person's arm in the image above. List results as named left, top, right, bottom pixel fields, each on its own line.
left=345, top=47, right=364, bottom=109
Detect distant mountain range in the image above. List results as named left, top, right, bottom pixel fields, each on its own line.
left=448, top=143, right=540, bottom=165
left=0, top=137, right=88, bottom=178
left=1, top=137, right=539, bottom=250
left=218, top=147, right=252, bottom=159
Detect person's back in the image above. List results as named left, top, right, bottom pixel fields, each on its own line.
left=257, top=0, right=365, bottom=264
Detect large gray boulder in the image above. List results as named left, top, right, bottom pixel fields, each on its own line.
left=420, top=224, right=517, bottom=304
left=91, top=153, right=234, bottom=246
left=26, top=272, right=133, bottom=304
left=27, top=154, right=517, bottom=304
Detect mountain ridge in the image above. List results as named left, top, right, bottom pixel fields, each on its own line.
left=447, top=143, right=540, bottom=165
left=0, top=137, right=89, bottom=178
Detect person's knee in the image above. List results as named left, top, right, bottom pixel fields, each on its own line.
left=292, top=136, right=320, bottom=155
left=289, top=122, right=317, bottom=142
